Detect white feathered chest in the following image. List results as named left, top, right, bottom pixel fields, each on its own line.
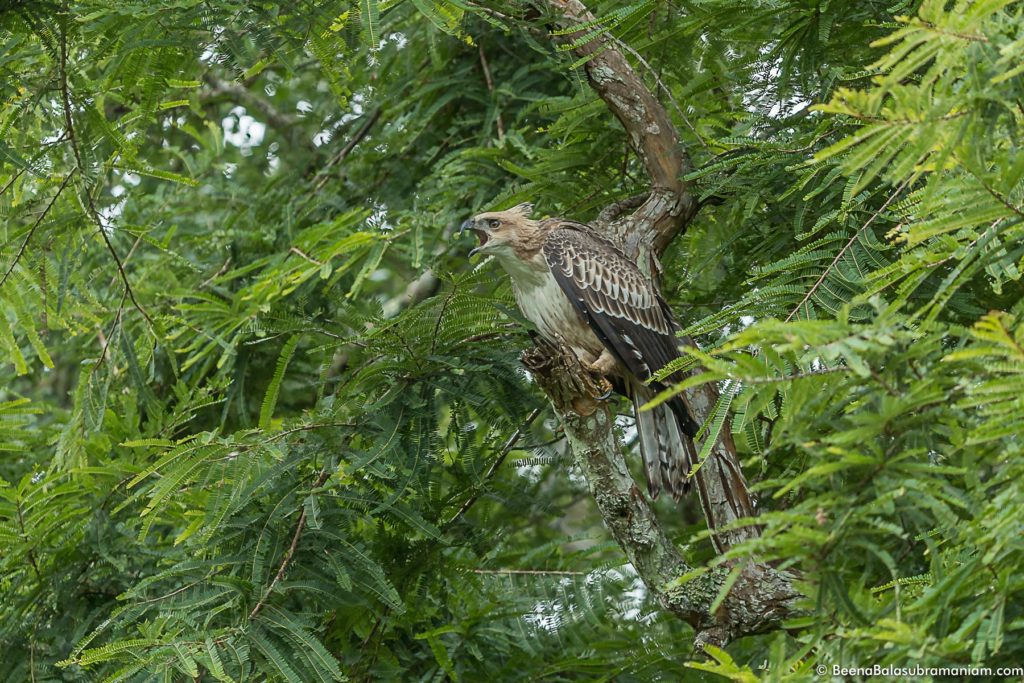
left=495, top=249, right=604, bottom=364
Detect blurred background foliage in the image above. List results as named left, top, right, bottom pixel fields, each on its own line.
left=0, top=0, right=1021, bottom=680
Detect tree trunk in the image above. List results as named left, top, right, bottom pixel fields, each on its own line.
left=515, top=0, right=803, bottom=648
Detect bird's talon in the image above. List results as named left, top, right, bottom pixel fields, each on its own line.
left=593, top=377, right=613, bottom=400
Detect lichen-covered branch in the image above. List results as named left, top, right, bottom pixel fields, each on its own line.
left=521, top=342, right=800, bottom=646
left=518, top=0, right=802, bottom=647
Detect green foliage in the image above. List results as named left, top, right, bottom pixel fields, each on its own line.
left=656, top=0, right=1024, bottom=676
left=0, top=0, right=1021, bottom=680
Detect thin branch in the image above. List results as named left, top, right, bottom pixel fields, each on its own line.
left=249, top=466, right=332, bottom=620
left=0, top=132, right=67, bottom=198
left=136, top=577, right=208, bottom=605
left=459, top=326, right=519, bottom=345
left=0, top=171, right=75, bottom=291
left=311, top=107, right=382, bottom=194
left=430, top=281, right=458, bottom=356
left=471, top=568, right=584, bottom=576
left=58, top=13, right=152, bottom=326
left=107, top=232, right=144, bottom=288
left=444, top=407, right=543, bottom=528
left=95, top=289, right=127, bottom=366
left=289, top=246, right=323, bottom=267
left=265, top=421, right=358, bottom=443
left=478, top=43, right=506, bottom=141
left=200, top=72, right=300, bottom=134
left=786, top=178, right=911, bottom=322
left=464, top=1, right=518, bottom=27
left=956, top=155, right=1024, bottom=220
left=14, top=497, right=43, bottom=584
left=922, top=220, right=992, bottom=269
left=199, top=256, right=232, bottom=288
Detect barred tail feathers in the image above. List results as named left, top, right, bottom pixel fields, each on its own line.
left=632, top=387, right=697, bottom=500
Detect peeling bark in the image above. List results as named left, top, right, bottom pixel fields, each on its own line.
left=513, top=0, right=804, bottom=647
left=538, top=1, right=696, bottom=255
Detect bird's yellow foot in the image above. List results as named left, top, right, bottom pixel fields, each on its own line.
left=587, top=350, right=618, bottom=377
left=585, top=351, right=616, bottom=400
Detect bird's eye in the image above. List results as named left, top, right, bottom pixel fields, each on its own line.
left=488, top=219, right=501, bottom=229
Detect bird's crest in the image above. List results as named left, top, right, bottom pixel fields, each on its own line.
left=506, top=202, right=534, bottom=218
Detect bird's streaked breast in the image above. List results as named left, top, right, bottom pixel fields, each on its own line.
left=499, top=252, right=603, bottom=362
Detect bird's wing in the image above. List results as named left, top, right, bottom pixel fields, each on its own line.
left=542, top=223, right=697, bottom=436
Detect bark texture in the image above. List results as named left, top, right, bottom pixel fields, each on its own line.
left=521, top=341, right=800, bottom=647
left=519, top=0, right=804, bottom=647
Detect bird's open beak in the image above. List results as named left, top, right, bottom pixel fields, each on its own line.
left=461, top=218, right=488, bottom=257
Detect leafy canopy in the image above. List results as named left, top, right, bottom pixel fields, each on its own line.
left=0, top=0, right=1022, bottom=680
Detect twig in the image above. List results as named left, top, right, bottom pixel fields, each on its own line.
left=199, top=256, right=232, bottom=288
left=0, top=171, right=75, bottom=290
left=15, top=497, right=43, bottom=584
left=59, top=13, right=153, bottom=326
left=108, top=232, right=144, bottom=288
left=430, top=281, right=458, bottom=356
left=265, top=421, right=358, bottom=442
left=96, top=289, right=127, bottom=366
left=869, top=368, right=899, bottom=397
left=463, top=1, right=517, bottom=26
left=922, top=221, right=991, bottom=269
left=249, top=466, right=332, bottom=620
left=471, top=568, right=584, bottom=576
left=136, top=578, right=208, bottom=605
left=957, top=155, right=1024, bottom=220
left=0, top=133, right=67, bottom=198
left=459, top=325, right=519, bottom=345
left=444, top=407, right=543, bottom=528
left=311, top=107, right=382, bottom=194
left=289, top=246, right=323, bottom=266
left=478, top=43, right=505, bottom=141
left=786, top=178, right=911, bottom=322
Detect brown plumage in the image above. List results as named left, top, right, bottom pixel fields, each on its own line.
left=461, top=203, right=700, bottom=499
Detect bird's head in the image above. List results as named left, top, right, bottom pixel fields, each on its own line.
left=459, top=203, right=536, bottom=257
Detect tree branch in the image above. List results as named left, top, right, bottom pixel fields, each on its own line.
left=200, top=73, right=302, bottom=139
left=444, top=407, right=543, bottom=528
left=477, top=42, right=506, bottom=142
left=59, top=11, right=153, bottom=328
left=521, top=341, right=800, bottom=646
left=539, top=0, right=697, bottom=258
left=249, top=466, right=332, bottom=620
left=312, top=107, right=382, bottom=194
left=0, top=171, right=75, bottom=291
left=516, top=0, right=801, bottom=647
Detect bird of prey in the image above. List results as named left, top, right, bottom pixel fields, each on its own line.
left=461, top=203, right=700, bottom=499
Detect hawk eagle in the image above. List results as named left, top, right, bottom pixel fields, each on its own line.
left=461, top=203, right=700, bottom=499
